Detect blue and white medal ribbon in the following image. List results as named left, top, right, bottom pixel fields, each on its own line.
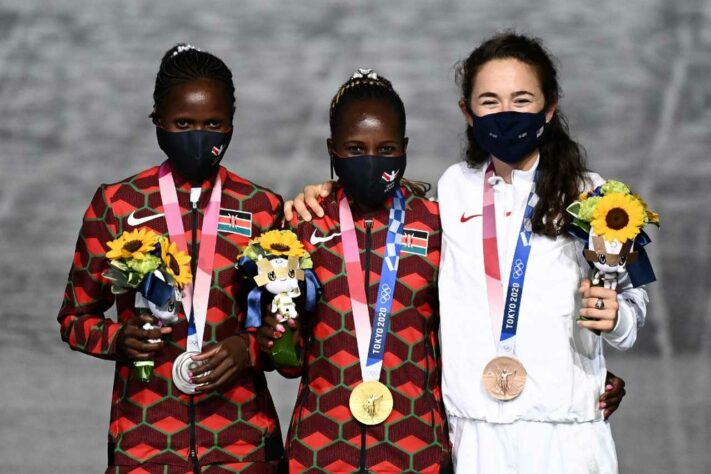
left=481, top=162, right=538, bottom=400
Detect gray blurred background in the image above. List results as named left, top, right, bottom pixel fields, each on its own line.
left=1, top=0, right=709, bottom=472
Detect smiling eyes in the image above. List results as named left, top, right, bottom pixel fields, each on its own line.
left=480, top=97, right=534, bottom=107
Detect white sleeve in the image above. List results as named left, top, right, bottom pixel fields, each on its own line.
left=602, top=271, right=649, bottom=351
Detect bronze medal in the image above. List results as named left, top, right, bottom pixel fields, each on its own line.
left=349, top=381, right=394, bottom=425
left=482, top=356, right=527, bottom=401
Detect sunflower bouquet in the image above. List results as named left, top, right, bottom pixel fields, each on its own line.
left=102, top=228, right=191, bottom=381
left=567, top=180, right=659, bottom=290
left=237, top=230, right=321, bottom=367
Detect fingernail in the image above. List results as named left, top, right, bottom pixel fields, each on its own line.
left=599, top=402, right=607, bottom=409
left=606, top=384, right=613, bottom=391
left=188, top=371, right=193, bottom=377
left=276, top=324, right=285, bottom=333
left=267, top=341, right=273, bottom=348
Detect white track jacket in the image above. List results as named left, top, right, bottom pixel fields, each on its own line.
left=438, top=159, right=648, bottom=424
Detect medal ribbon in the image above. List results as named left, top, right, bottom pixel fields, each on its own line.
left=158, top=161, right=222, bottom=352
left=339, top=189, right=406, bottom=381
left=482, top=162, right=538, bottom=356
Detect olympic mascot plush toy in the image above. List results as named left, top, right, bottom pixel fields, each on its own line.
left=237, top=230, right=321, bottom=367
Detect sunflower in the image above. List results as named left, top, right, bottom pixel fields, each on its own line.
left=106, top=228, right=158, bottom=260
left=252, top=230, right=307, bottom=258
left=591, top=193, right=646, bottom=243
left=159, top=237, right=192, bottom=288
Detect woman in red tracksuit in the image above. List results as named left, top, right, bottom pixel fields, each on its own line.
left=58, top=44, right=284, bottom=473
left=261, top=70, right=451, bottom=473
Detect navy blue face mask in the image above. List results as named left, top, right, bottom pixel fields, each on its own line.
left=156, top=127, right=233, bottom=184
left=469, top=110, right=547, bottom=164
left=332, top=154, right=407, bottom=208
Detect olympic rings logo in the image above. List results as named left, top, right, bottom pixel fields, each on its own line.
left=379, top=284, right=392, bottom=303
left=512, top=259, right=525, bottom=279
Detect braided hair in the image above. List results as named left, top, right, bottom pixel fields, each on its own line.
left=329, top=69, right=429, bottom=196
left=150, top=43, right=235, bottom=123
left=329, top=69, right=406, bottom=137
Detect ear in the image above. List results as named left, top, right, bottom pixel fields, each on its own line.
left=459, top=98, right=474, bottom=126
left=326, top=138, right=334, bottom=155
left=545, top=101, right=558, bottom=124
left=402, top=137, right=409, bottom=154
left=151, top=106, right=161, bottom=126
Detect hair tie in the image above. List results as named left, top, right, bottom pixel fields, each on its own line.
left=351, top=68, right=378, bottom=80
left=172, top=44, right=200, bottom=57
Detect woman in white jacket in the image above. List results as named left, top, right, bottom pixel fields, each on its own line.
left=437, top=32, right=648, bottom=473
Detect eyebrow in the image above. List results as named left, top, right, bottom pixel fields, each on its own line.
left=477, top=91, right=535, bottom=99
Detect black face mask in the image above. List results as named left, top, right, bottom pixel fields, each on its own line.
left=156, top=127, right=233, bottom=184
left=469, top=110, right=547, bottom=164
left=332, top=154, right=407, bottom=208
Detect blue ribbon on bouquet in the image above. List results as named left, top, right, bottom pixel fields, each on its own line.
left=138, top=242, right=174, bottom=307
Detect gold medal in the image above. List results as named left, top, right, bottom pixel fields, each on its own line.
left=349, top=381, right=393, bottom=425
left=482, top=356, right=527, bottom=401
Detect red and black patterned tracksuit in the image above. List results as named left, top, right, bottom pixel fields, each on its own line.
left=58, top=166, right=284, bottom=473
left=282, top=187, right=451, bottom=473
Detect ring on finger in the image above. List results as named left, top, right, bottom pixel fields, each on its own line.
left=595, top=298, right=605, bottom=310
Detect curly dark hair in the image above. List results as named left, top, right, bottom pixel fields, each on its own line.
left=456, top=32, right=588, bottom=236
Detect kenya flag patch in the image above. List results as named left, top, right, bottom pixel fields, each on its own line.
left=400, top=228, right=429, bottom=256
left=218, top=208, right=252, bottom=236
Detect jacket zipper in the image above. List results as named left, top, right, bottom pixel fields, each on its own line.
left=359, top=218, right=373, bottom=473
left=189, top=199, right=200, bottom=474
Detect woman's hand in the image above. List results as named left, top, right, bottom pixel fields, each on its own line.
left=283, top=181, right=335, bottom=222
left=116, top=313, right=172, bottom=360
left=600, top=371, right=627, bottom=420
left=256, top=313, right=298, bottom=353
left=578, top=279, right=619, bottom=332
left=191, top=335, right=250, bottom=392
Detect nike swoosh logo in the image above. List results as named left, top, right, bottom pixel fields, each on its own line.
left=310, top=229, right=341, bottom=245
left=127, top=210, right=165, bottom=226
left=460, top=212, right=482, bottom=223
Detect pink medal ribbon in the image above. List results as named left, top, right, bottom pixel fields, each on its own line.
left=339, top=197, right=375, bottom=379
left=158, top=161, right=222, bottom=352
left=483, top=162, right=505, bottom=339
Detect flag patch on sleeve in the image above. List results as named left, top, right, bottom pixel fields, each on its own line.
left=218, top=208, right=252, bottom=236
